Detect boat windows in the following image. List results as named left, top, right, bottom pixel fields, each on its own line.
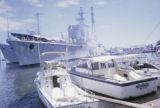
left=60, top=65, right=66, bottom=69
left=133, top=63, right=157, bottom=70
left=91, top=62, right=99, bottom=70
left=101, top=63, right=106, bottom=69
left=144, top=63, right=157, bottom=69
left=108, top=61, right=114, bottom=68
left=77, top=63, right=88, bottom=69
left=52, top=66, right=57, bottom=70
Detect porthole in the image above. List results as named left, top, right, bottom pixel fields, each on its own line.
left=29, top=44, right=34, bottom=50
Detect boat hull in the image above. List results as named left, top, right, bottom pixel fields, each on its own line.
left=69, top=71, right=158, bottom=99
left=35, top=83, right=103, bottom=108
left=0, top=44, right=18, bottom=63
left=8, top=40, right=83, bottom=66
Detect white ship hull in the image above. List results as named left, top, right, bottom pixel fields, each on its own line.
left=69, top=71, right=158, bottom=99
left=0, top=44, right=18, bottom=63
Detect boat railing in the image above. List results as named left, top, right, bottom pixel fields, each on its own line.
left=43, top=68, right=58, bottom=77
left=43, top=66, right=68, bottom=77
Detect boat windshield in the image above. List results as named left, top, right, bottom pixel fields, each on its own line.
left=115, top=58, right=158, bottom=70
left=117, top=61, right=134, bottom=70
left=132, top=63, right=157, bottom=70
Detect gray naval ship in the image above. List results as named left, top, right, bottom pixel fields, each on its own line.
left=0, top=43, right=18, bottom=63
left=0, top=32, right=53, bottom=63
left=5, top=7, right=106, bottom=66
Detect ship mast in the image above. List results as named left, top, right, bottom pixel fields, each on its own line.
left=91, top=7, right=95, bottom=34
left=91, top=6, right=96, bottom=40
left=77, top=7, right=85, bottom=26
left=6, top=17, right=10, bottom=38
left=36, top=12, right=40, bottom=35
left=60, top=32, right=64, bottom=40
left=77, top=7, right=85, bottom=38
left=36, top=12, right=42, bottom=67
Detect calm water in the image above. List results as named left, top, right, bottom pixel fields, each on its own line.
left=0, top=60, right=160, bottom=108
left=0, top=61, right=45, bottom=108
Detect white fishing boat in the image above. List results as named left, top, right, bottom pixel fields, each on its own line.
left=34, top=52, right=102, bottom=108
left=69, top=55, right=158, bottom=99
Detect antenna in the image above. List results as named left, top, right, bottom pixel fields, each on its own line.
left=0, top=50, right=1, bottom=70
left=6, top=17, right=10, bottom=38
left=36, top=12, right=42, bottom=68
left=36, top=12, right=40, bottom=35
left=136, top=21, right=160, bottom=54
left=91, top=6, right=95, bottom=33
left=77, top=7, right=85, bottom=25
left=77, top=7, right=86, bottom=42
left=60, top=32, right=64, bottom=40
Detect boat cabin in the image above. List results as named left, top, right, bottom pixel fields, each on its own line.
left=72, top=56, right=141, bottom=81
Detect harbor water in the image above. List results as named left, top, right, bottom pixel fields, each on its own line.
left=0, top=60, right=160, bottom=108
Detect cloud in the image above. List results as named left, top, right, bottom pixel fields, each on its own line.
left=95, top=0, right=106, bottom=6
left=0, top=0, right=12, bottom=15
left=57, top=13, right=64, bottom=18
left=0, top=17, right=22, bottom=32
left=0, top=17, right=35, bottom=32
left=99, top=24, right=112, bottom=30
left=25, top=0, right=43, bottom=7
left=57, top=0, right=80, bottom=8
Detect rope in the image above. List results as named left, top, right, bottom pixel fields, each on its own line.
left=87, top=94, right=147, bottom=108
left=137, top=21, right=160, bottom=54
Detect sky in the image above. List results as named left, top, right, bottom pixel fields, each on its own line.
left=0, top=0, right=160, bottom=48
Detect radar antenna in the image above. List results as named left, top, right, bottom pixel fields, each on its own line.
left=91, top=6, right=95, bottom=33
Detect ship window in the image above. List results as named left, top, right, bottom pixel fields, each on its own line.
left=77, top=63, right=88, bottom=69
left=101, top=63, right=106, bottom=69
left=29, top=44, right=34, bottom=50
left=108, top=61, right=114, bottom=68
left=133, top=63, right=157, bottom=70
left=52, top=66, right=57, bottom=70
left=91, top=62, right=99, bottom=70
left=53, top=76, right=60, bottom=88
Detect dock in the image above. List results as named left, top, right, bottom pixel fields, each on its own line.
left=88, top=94, right=145, bottom=108
left=88, top=94, right=160, bottom=108
left=142, top=98, right=160, bottom=108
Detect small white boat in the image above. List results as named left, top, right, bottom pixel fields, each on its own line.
left=35, top=60, right=101, bottom=108
left=69, top=55, right=158, bottom=99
